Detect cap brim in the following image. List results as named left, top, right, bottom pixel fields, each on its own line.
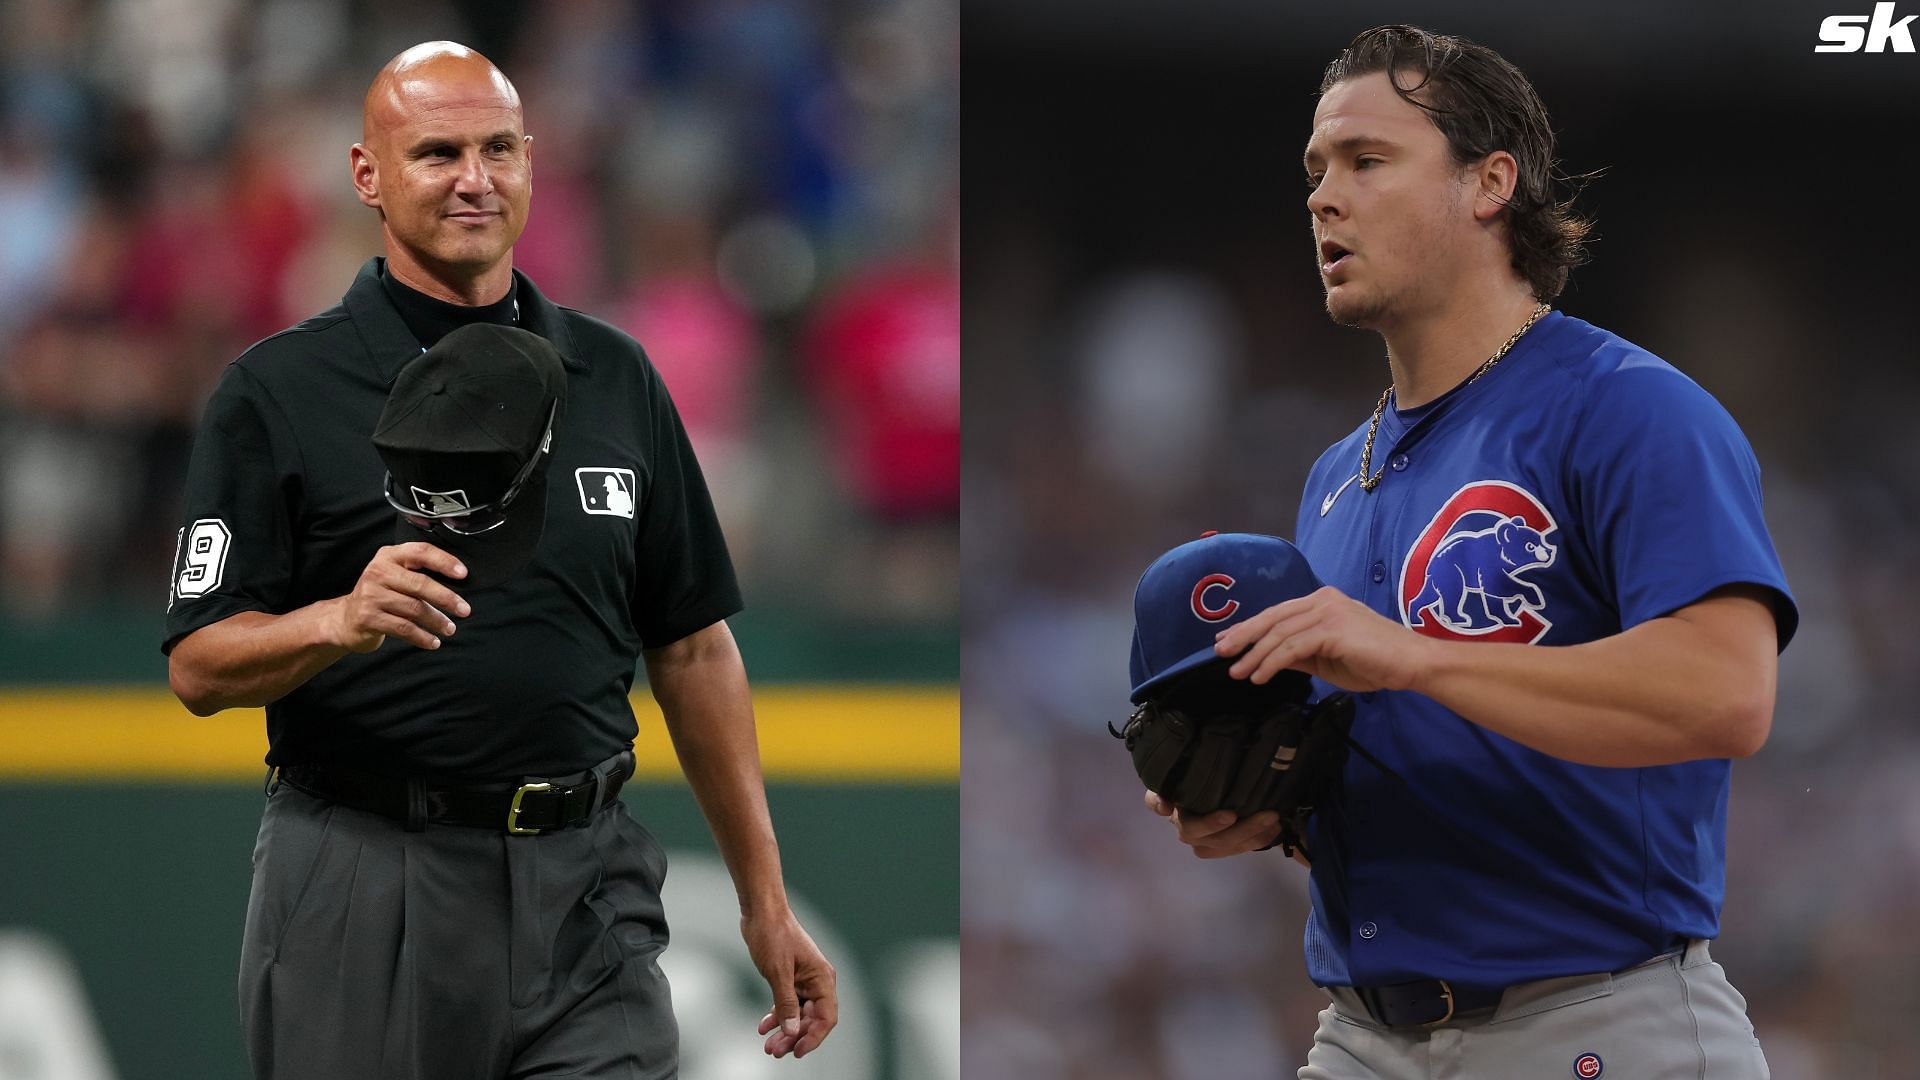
left=391, top=472, right=547, bottom=591
left=1130, top=647, right=1312, bottom=705
left=1130, top=648, right=1233, bottom=703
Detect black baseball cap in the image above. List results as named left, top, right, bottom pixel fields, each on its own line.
left=372, top=322, right=567, bottom=589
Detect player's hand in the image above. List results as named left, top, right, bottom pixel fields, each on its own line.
left=328, top=542, right=471, bottom=652
left=744, top=907, right=838, bottom=1059
left=1213, top=585, right=1434, bottom=693
left=1145, top=789, right=1308, bottom=865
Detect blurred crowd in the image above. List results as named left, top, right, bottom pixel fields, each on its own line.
left=961, top=35, right=1920, bottom=1080
left=0, top=0, right=958, bottom=624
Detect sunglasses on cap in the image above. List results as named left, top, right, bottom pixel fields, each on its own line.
left=381, top=400, right=557, bottom=537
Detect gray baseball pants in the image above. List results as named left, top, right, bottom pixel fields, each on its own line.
left=1300, top=939, right=1768, bottom=1079
left=238, top=776, right=678, bottom=1079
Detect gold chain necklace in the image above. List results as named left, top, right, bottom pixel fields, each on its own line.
left=1356, top=302, right=1550, bottom=493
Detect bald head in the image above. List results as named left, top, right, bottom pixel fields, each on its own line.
left=351, top=41, right=533, bottom=303
left=363, top=41, right=521, bottom=148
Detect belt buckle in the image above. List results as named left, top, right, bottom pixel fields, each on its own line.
left=507, top=781, right=553, bottom=835
left=1420, top=979, right=1456, bottom=1027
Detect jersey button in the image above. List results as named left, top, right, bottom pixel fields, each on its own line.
left=1370, top=561, right=1386, bottom=583
left=1359, top=921, right=1378, bottom=940
left=1389, top=453, right=1409, bottom=472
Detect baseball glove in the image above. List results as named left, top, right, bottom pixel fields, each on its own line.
left=1112, top=685, right=1353, bottom=857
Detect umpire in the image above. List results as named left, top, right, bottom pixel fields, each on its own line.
left=164, top=41, right=836, bottom=1077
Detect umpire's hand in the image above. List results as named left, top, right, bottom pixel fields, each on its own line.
left=1145, top=790, right=1311, bottom=867
left=329, top=542, right=471, bottom=652
left=749, top=908, right=839, bottom=1059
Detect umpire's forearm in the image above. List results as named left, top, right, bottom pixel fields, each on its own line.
left=645, top=621, right=790, bottom=915
left=167, top=604, right=354, bottom=715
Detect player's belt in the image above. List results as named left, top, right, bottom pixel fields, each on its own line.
left=272, top=750, right=635, bottom=835
left=1353, top=978, right=1505, bottom=1027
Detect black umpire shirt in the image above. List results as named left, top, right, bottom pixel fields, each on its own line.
left=163, top=258, right=742, bottom=780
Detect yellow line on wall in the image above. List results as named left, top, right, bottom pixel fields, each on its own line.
left=0, top=686, right=957, bottom=782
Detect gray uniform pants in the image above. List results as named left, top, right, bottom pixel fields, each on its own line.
left=1301, top=940, right=1768, bottom=1079
left=238, top=778, right=678, bottom=1079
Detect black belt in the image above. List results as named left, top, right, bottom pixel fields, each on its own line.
left=272, top=750, right=635, bottom=835
left=1351, top=941, right=1692, bottom=1028
left=1354, top=978, right=1506, bottom=1027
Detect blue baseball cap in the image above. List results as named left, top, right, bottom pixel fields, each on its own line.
left=1129, top=531, right=1325, bottom=703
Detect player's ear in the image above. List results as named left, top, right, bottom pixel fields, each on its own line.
left=1473, top=150, right=1519, bottom=221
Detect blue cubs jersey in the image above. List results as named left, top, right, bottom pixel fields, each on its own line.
left=1293, top=310, right=1797, bottom=991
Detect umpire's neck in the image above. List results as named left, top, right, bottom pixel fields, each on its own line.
left=384, top=247, right=516, bottom=309
left=1380, top=277, right=1541, bottom=410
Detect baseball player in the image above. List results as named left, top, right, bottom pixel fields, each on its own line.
left=1146, top=26, right=1796, bottom=1078
left=163, top=42, right=834, bottom=1077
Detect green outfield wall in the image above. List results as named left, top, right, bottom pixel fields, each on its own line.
left=0, top=664, right=960, bottom=1076
left=0, top=779, right=956, bottom=1080
left=0, top=610, right=957, bottom=1079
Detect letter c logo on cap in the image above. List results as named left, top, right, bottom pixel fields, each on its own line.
left=1191, top=573, right=1239, bottom=622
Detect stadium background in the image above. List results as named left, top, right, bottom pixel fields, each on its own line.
left=963, top=2, right=1920, bottom=1078
left=0, top=1, right=956, bottom=1077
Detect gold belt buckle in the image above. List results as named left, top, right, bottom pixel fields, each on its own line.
left=507, top=781, right=553, bottom=835
left=1421, top=979, right=1456, bottom=1027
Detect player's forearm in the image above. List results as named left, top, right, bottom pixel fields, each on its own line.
left=645, top=622, right=790, bottom=916
left=168, top=604, right=353, bottom=716
left=1407, top=594, right=1776, bottom=767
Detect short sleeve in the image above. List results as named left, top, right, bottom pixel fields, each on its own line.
left=1568, top=361, right=1797, bottom=650
left=161, top=364, right=299, bottom=654
left=630, top=358, right=744, bottom=647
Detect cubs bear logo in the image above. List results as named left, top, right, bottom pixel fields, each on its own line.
left=1400, top=480, right=1558, bottom=643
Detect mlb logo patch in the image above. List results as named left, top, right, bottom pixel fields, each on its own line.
left=576, top=468, right=636, bottom=519
left=411, top=487, right=472, bottom=515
